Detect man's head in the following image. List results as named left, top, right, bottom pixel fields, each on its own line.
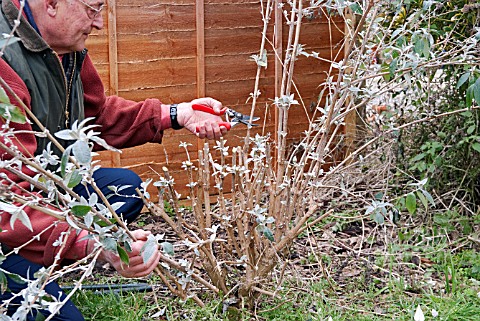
left=29, top=0, right=104, bottom=54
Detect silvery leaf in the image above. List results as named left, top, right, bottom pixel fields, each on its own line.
left=72, top=140, right=92, bottom=164
left=141, top=235, right=159, bottom=263
left=55, top=129, right=77, bottom=141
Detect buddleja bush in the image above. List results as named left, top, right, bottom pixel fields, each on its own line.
left=0, top=0, right=479, bottom=318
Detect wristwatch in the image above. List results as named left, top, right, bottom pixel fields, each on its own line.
left=169, top=104, right=183, bottom=130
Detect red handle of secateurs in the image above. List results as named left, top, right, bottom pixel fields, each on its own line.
left=192, top=104, right=227, bottom=116
left=192, top=104, right=231, bottom=132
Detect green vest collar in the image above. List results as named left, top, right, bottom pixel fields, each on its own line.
left=2, top=0, right=49, bottom=52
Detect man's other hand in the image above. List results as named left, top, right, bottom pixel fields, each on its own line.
left=97, top=230, right=160, bottom=278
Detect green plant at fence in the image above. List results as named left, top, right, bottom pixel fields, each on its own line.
left=384, top=0, right=480, bottom=206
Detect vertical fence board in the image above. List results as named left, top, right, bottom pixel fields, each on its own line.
left=196, top=0, right=206, bottom=98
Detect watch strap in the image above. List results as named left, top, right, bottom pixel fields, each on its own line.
left=169, top=104, right=182, bottom=130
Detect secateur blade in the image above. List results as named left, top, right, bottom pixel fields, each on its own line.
left=225, top=108, right=260, bottom=127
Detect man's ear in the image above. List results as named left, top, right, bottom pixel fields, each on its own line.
left=45, top=0, right=60, bottom=17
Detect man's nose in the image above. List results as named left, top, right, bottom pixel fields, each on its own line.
left=92, top=13, right=104, bottom=30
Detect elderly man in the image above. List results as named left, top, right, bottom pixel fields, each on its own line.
left=0, top=0, right=228, bottom=319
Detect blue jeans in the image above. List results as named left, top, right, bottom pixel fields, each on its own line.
left=0, top=168, right=144, bottom=320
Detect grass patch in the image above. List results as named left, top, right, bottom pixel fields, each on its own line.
left=71, top=289, right=156, bottom=321
left=253, top=278, right=480, bottom=321
left=71, top=256, right=480, bottom=321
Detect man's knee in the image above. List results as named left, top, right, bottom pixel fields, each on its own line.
left=119, top=168, right=142, bottom=188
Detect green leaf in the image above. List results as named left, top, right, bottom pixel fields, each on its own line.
left=66, top=169, right=82, bottom=188
left=374, top=211, right=385, bottom=225
left=416, top=190, right=428, bottom=210
left=117, top=245, right=130, bottom=266
left=102, top=237, right=117, bottom=251
left=421, top=190, right=435, bottom=207
left=95, top=220, right=111, bottom=228
left=467, top=125, right=476, bottom=135
left=263, top=227, right=274, bottom=241
left=389, top=58, right=398, bottom=78
left=422, top=38, right=430, bottom=58
left=0, top=271, right=7, bottom=294
left=431, top=141, right=443, bottom=150
left=410, top=153, right=425, bottom=162
left=0, top=86, right=10, bottom=104
left=60, top=149, right=70, bottom=177
left=9, top=106, right=26, bottom=124
left=472, top=142, right=480, bottom=153
left=474, top=78, right=480, bottom=104
left=433, top=215, right=449, bottom=225
left=381, top=62, right=391, bottom=81
left=161, top=241, right=174, bottom=256
left=3, top=270, right=26, bottom=285
left=414, top=37, right=424, bottom=55
left=406, top=193, right=417, bottom=214
left=374, top=192, right=384, bottom=201
left=71, top=205, right=91, bottom=217
left=0, top=103, right=26, bottom=124
left=349, top=2, right=363, bottom=14
left=396, top=35, right=406, bottom=47
left=456, top=72, right=470, bottom=89
left=35, top=312, right=46, bottom=321
left=466, top=85, right=474, bottom=108
left=418, top=162, right=426, bottom=172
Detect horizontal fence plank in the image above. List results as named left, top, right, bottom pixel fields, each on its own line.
left=116, top=32, right=197, bottom=60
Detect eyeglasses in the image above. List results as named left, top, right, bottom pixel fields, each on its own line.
left=76, top=0, right=105, bottom=20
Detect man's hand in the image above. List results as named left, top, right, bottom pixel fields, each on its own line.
left=177, top=97, right=229, bottom=140
left=95, top=230, right=161, bottom=278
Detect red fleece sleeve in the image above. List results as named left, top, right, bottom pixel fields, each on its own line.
left=81, top=55, right=172, bottom=149
left=0, top=59, right=88, bottom=266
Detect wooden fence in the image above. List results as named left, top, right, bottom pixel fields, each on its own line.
left=86, top=0, right=347, bottom=199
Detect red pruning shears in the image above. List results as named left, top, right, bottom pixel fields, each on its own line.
left=192, top=104, right=260, bottom=131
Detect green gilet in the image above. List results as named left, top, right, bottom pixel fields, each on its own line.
left=0, top=0, right=85, bottom=156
